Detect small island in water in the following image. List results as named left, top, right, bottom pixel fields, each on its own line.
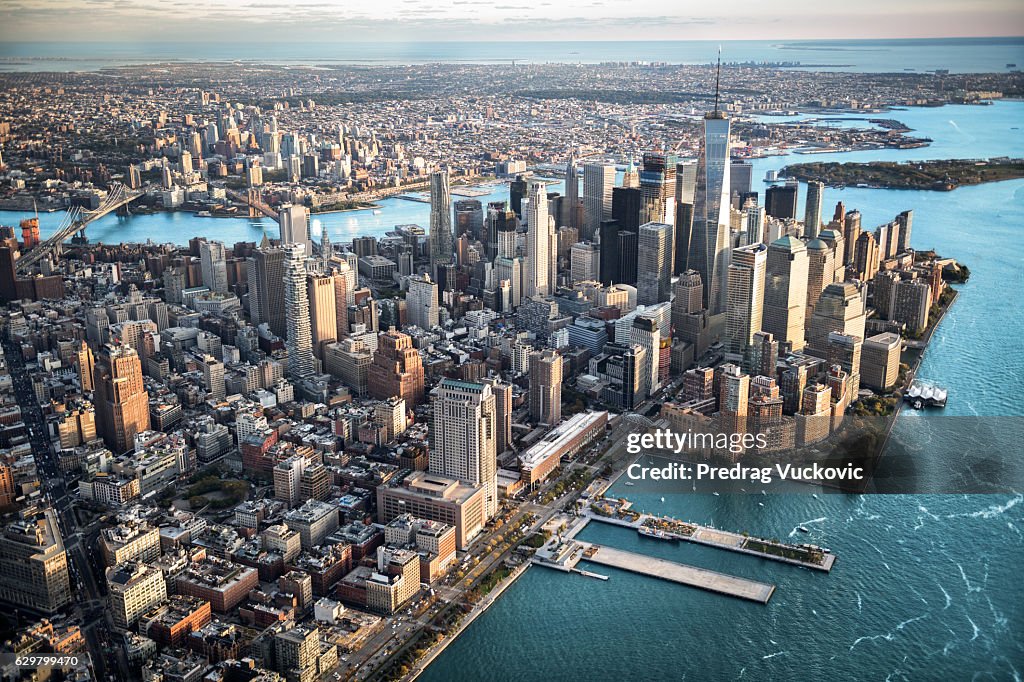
left=780, top=158, right=1024, bottom=190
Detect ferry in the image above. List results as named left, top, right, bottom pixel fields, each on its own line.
left=196, top=210, right=212, bottom=217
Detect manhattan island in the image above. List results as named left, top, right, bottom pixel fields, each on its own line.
left=0, top=63, right=968, bottom=682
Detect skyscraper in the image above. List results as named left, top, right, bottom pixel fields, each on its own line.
left=367, top=328, right=425, bottom=407
left=486, top=201, right=516, bottom=261
left=406, top=274, right=439, bottom=330
left=806, top=238, right=834, bottom=322
left=629, top=316, right=660, bottom=399
left=248, top=245, right=287, bottom=338
left=529, top=349, right=563, bottom=426
left=429, top=171, right=454, bottom=279
left=430, top=378, right=498, bottom=519
left=807, top=282, right=867, bottom=358
left=0, top=510, right=72, bottom=613
left=804, top=180, right=824, bottom=238
left=561, top=155, right=581, bottom=230
left=284, top=243, right=315, bottom=381
left=636, top=222, right=673, bottom=305
left=199, top=239, right=228, bottom=293
left=762, top=236, right=809, bottom=353
left=725, top=242, right=767, bottom=355
left=689, top=57, right=732, bottom=315
left=307, top=272, right=337, bottom=359
left=75, top=340, right=94, bottom=393
left=639, top=152, right=677, bottom=226
left=582, top=163, right=615, bottom=241
left=765, top=183, right=799, bottom=221
left=94, top=343, right=151, bottom=453
left=278, top=203, right=311, bottom=254
left=525, top=180, right=555, bottom=298
left=454, top=199, right=483, bottom=241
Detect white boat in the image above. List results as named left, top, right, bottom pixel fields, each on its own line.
left=798, top=526, right=810, bottom=533
left=758, top=502, right=765, bottom=507
left=372, top=209, right=382, bottom=215
left=624, top=482, right=635, bottom=487
left=712, top=492, right=720, bottom=497
left=761, top=490, right=767, bottom=496
left=812, top=494, right=819, bottom=499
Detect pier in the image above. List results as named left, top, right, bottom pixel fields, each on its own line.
left=585, top=545, right=775, bottom=603
left=587, top=512, right=837, bottom=572
left=533, top=539, right=775, bottom=603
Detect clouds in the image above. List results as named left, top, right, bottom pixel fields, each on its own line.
left=0, top=0, right=1021, bottom=42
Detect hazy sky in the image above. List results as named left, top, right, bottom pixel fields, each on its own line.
left=0, top=0, right=1021, bottom=42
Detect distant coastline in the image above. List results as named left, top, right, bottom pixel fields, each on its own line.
left=780, top=158, right=1024, bottom=190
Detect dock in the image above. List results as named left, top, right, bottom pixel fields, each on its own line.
left=533, top=539, right=775, bottom=603
left=586, top=510, right=836, bottom=572
left=584, top=544, right=775, bottom=603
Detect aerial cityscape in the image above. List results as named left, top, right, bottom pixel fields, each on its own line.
left=0, top=4, right=1021, bottom=682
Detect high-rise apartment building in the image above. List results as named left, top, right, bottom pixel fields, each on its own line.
left=278, top=203, right=311, bottom=254
left=529, top=349, right=563, bottom=427
left=525, top=180, right=555, bottom=298
left=430, top=379, right=498, bottom=519
left=199, top=240, right=228, bottom=294
left=406, top=274, right=439, bottom=330
left=284, top=243, right=315, bottom=381
left=429, top=171, right=453, bottom=279
left=367, top=328, right=425, bottom=407
left=307, top=272, right=337, bottom=359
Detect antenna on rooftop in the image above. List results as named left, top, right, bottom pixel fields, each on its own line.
left=714, top=46, right=722, bottom=115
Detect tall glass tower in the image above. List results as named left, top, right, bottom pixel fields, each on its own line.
left=689, top=54, right=732, bottom=315
left=429, top=170, right=453, bottom=279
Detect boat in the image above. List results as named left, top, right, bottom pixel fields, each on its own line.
left=372, top=209, right=382, bottom=215
left=758, top=502, right=765, bottom=507
left=761, top=490, right=767, bottom=496
left=624, top=482, right=635, bottom=487
left=798, top=526, right=810, bottom=533
left=196, top=210, right=212, bottom=217
left=712, top=492, right=720, bottom=497
left=812, top=494, right=819, bottom=499
left=660, top=497, right=665, bottom=503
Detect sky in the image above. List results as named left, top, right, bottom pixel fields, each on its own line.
left=0, top=0, right=1021, bottom=43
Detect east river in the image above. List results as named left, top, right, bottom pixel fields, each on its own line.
left=5, top=101, right=1023, bottom=680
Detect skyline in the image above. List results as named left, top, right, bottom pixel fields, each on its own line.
left=0, top=0, right=1022, bottom=43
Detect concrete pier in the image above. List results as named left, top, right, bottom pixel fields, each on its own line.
left=584, top=544, right=775, bottom=603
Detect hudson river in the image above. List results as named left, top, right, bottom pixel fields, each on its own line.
left=6, top=101, right=1023, bottom=680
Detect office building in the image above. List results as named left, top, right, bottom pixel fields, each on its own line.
left=377, top=472, right=486, bottom=550
left=804, top=181, right=824, bottom=238
left=725, top=243, right=767, bottom=355
left=636, top=222, right=673, bottom=305
left=107, top=563, right=167, bottom=631
left=583, top=163, right=615, bottom=240
left=639, top=152, right=677, bottom=225
left=765, top=183, right=799, bottom=220
left=861, top=332, right=902, bottom=391
left=561, top=155, right=581, bottom=230
left=689, top=95, right=732, bottom=314
left=0, top=510, right=72, bottom=613
left=94, top=343, right=151, bottom=453
left=807, top=282, right=867, bottom=358
left=762, top=235, right=808, bottom=353
left=247, top=244, right=287, bottom=339
left=570, top=241, right=600, bottom=284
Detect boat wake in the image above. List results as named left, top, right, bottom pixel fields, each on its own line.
left=945, top=493, right=1022, bottom=520
left=787, top=517, right=827, bottom=537
left=761, top=651, right=788, bottom=660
